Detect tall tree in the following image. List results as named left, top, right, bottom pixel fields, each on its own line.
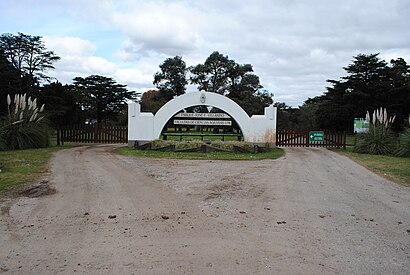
left=310, top=53, right=410, bottom=131
left=71, top=75, right=136, bottom=123
left=38, top=82, right=82, bottom=126
left=0, top=32, right=60, bottom=93
left=190, top=51, right=231, bottom=94
left=190, top=51, right=272, bottom=115
left=139, top=89, right=169, bottom=114
left=153, top=56, right=187, bottom=100
left=0, top=49, right=22, bottom=116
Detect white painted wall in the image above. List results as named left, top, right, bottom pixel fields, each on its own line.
left=128, top=92, right=277, bottom=145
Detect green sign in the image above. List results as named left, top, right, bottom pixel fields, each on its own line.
left=309, top=131, right=324, bottom=142
left=354, top=118, right=369, bottom=133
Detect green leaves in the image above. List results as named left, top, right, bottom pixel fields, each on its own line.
left=71, top=75, right=136, bottom=123
left=153, top=56, right=188, bottom=98
left=395, top=128, right=410, bottom=157
left=353, top=108, right=396, bottom=155
left=1, top=94, right=49, bottom=151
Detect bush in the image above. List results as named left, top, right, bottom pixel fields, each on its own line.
left=395, top=128, right=410, bottom=157
left=150, top=139, right=256, bottom=151
left=0, top=94, right=49, bottom=151
left=353, top=107, right=396, bottom=155
left=353, top=124, right=396, bottom=155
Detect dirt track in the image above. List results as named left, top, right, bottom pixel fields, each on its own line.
left=1, top=145, right=409, bottom=274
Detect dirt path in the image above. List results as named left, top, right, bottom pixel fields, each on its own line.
left=1, top=145, right=409, bottom=274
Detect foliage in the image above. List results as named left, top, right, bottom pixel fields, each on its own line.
left=301, top=53, right=410, bottom=132
left=190, top=51, right=260, bottom=95
left=337, top=148, right=410, bottom=186
left=151, top=140, right=255, bottom=151
left=0, top=49, right=22, bottom=116
left=395, top=117, right=410, bottom=157
left=395, top=128, right=410, bottom=157
left=117, top=146, right=284, bottom=161
left=139, top=89, right=169, bottom=114
left=39, top=82, right=82, bottom=126
left=0, top=94, right=49, bottom=150
left=274, top=102, right=300, bottom=129
left=0, top=32, right=60, bottom=91
left=353, top=107, right=396, bottom=155
left=190, top=51, right=231, bottom=94
left=190, top=51, right=272, bottom=115
left=70, top=75, right=136, bottom=123
left=153, top=56, right=188, bottom=99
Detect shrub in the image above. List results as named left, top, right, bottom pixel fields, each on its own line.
left=353, top=107, right=396, bottom=155
left=0, top=94, right=49, bottom=151
left=395, top=117, right=410, bottom=157
left=150, top=139, right=256, bottom=151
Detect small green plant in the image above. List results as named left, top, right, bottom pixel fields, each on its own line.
left=150, top=139, right=256, bottom=151
left=395, top=116, right=410, bottom=157
left=353, top=107, right=396, bottom=155
left=0, top=94, right=49, bottom=150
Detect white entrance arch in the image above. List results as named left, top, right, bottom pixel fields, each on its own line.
left=128, top=92, right=277, bottom=145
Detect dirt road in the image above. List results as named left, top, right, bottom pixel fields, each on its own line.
left=1, top=145, right=409, bottom=274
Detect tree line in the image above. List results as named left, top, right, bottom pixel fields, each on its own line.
left=0, top=33, right=136, bottom=126
left=142, top=52, right=273, bottom=116
left=1, top=32, right=409, bottom=133
left=275, top=53, right=410, bottom=132
left=0, top=33, right=273, bottom=128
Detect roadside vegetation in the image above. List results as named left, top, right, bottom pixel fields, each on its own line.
left=335, top=108, right=410, bottom=186
left=0, top=147, right=60, bottom=192
left=117, top=144, right=284, bottom=161
left=338, top=148, right=410, bottom=187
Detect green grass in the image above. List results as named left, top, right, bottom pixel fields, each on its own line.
left=0, top=146, right=65, bottom=192
left=336, top=148, right=410, bottom=186
left=117, top=146, right=284, bottom=160
left=346, top=134, right=356, bottom=146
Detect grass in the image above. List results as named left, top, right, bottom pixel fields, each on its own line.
left=117, top=146, right=284, bottom=161
left=346, top=134, right=356, bottom=146
left=0, top=147, right=60, bottom=192
left=336, top=148, right=410, bottom=186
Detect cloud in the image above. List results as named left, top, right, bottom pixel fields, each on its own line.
left=111, top=1, right=203, bottom=57
left=43, top=36, right=96, bottom=57
left=4, top=0, right=409, bottom=107
left=43, top=36, right=117, bottom=83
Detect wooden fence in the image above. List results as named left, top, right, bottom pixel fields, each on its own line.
left=276, top=129, right=346, bottom=148
left=58, top=124, right=128, bottom=145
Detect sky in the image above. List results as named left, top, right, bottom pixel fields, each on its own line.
left=1, top=0, right=409, bottom=107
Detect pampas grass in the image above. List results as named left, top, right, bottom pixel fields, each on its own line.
left=354, top=107, right=396, bottom=155
left=0, top=94, right=49, bottom=150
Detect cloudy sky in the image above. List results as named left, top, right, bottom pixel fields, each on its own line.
left=1, top=0, right=409, bottom=106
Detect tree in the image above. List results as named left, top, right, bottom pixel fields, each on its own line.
left=190, top=51, right=272, bottom=115
left=140, top=89, right=169, bottom=114
left=38, top=82, right=82, bottom=126
left=153, top=56, right=187, bottom=100
left=70, top=75, right=136, bottom=123
left=0, top=49, right=22, bottom=116
left=273, top=102, right=300, bottom=129
left=0, top=32, right=60, bottom=92
left=190, top=51, right=231, bottom=94
left=309, top=53, right=410, bottom=131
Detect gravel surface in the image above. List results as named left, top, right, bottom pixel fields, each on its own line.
left=0, top=144, right=409, bottom=274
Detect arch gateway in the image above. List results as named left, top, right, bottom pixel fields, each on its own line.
left=128, top=92, right=277, bottom=146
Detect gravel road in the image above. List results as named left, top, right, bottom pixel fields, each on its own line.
left=1, top=145, right=409, bottom=274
